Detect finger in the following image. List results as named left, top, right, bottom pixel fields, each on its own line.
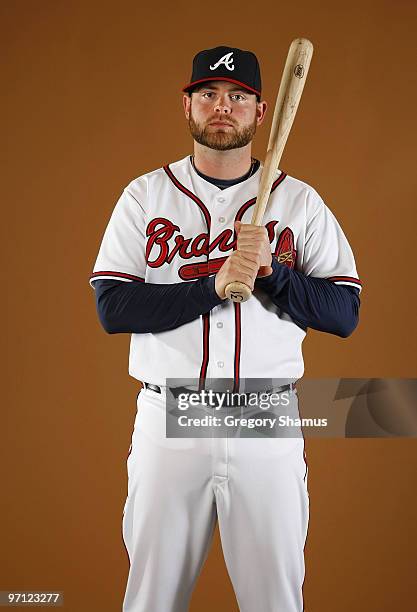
left=257, top=265, right=273, bottom=277
left=236, top=225, right=268, bottom=238
left=234, top=220, right=242, bottom=235
left=230, top=256, right=258, bottom=276
left=237, top=236, right=272, bottom=253
left=232, top=272, right=256, bottom=290
left=236, top=240, right=266, bottom=255
left=231, top=249, right=260, bottom=266
left=236, top=241, right=271, bottom=261
left=235, top=249, right=261, bottom=267
left=237, top=233, right=269, bottom=247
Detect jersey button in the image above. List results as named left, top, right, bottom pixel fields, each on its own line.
left=217, top=197, right=226, bottom=203
left=216, top=322, right=223, bottom=328
left=217, top=361, right=224, bottom=368
left=218, top=216, right=225, bottom=223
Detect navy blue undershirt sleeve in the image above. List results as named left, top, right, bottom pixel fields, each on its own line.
left=92, top=276, right=223, bottom=334
left=255, top=257, right=360, bottom=337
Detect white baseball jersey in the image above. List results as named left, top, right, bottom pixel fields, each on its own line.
left=89, top=155, right=361, bottom=386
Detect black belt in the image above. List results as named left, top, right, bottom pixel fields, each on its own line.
left=144, top=382, right=296, bottom=396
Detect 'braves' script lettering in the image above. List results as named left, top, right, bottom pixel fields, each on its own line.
left=146, top=218, right=279, bottom=268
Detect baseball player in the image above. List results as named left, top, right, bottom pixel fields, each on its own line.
left=89, top=46, right=361, bottom=612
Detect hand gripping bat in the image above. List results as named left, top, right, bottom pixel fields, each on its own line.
left=224, top=38, right=314, bottom=303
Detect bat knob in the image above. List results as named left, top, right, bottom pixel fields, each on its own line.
left=224, top=282, right=252, bottom=303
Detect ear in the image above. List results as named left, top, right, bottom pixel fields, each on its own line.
left=256, top=100, right=268, bottom=126
left=183, top=94, right=191, bottom=119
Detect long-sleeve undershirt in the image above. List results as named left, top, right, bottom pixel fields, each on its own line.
left=92, top=257, right=360, bottom=338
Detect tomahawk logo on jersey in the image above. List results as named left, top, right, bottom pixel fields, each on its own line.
left=89, top=155, right=361, bottom=385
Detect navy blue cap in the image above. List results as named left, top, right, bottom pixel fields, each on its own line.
left=182, top=46, right=262, bottom=98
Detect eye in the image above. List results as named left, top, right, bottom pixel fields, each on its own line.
left=202, top=92, right=213, bottom=98
left=231, top=94, right=245, bottom=101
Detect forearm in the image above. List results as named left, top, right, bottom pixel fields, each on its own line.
left=255, top=258, right=360, bottom=337
left=93, top=277, right=223, bottom=334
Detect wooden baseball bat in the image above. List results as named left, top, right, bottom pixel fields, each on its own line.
left=224, top=38, right=314, bottom=303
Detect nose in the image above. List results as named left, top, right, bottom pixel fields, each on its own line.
left=213, top=94, right=232, bottom=114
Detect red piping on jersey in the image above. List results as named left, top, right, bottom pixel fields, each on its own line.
left=233, top=303, right=242, bottom=392
left=164, top=163, right=212, bottom=388
left=327, top=275, right=362, bottom=286
left=163, top=164, right=211, bottom=230
left=234, top=171, right=287, bottom=222
left=90, top=271, right=145, bottom=282
left=199, top=313, right=210, bottom=391
left=235, top=197, right=256, bottom=222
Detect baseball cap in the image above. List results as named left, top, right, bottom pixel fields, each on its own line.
left=182, top=46, right=262, bottom=100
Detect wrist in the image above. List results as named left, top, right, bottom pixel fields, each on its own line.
left=257, top=255, right=274, bottom=278
left=257, top=269, right=273, bottom=278
left=256, top=256, right=281, bottom=283
left=213, top=276, right=227, bottom=300
left=207, top=275, right=226, bottom=303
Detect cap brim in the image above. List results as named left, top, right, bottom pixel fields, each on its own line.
left=182, top=77, right=261, bottom=97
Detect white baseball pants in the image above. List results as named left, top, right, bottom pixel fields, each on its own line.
left=121, top=386, right=309, bottom=611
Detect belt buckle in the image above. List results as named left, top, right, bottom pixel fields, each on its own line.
left=144, top=382, right=161, bottom=394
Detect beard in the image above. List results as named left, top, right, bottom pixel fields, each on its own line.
left=188, top=106, right=257, bottom=151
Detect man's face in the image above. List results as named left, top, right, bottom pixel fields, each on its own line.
left=183, top=81, right=267, bottom=151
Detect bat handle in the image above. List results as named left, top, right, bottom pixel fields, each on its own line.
left=224, top=281, right=252, bottom=303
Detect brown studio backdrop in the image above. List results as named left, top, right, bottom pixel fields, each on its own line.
left=2, top=0, right=417, bottom=610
